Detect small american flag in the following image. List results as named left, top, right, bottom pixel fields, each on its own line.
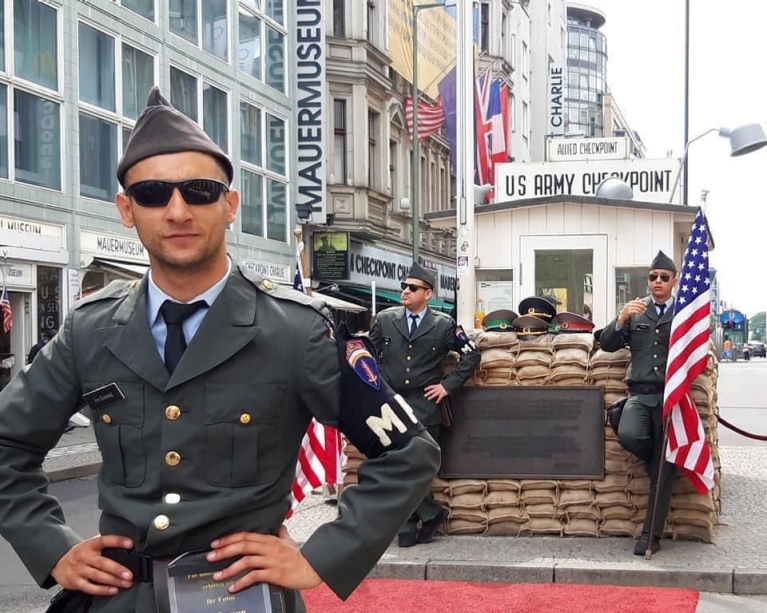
left=405, top=97, right=445, bottom=141
left=663, top=207, right=715, bottom=493
left=288, top=253, right=344, bottom=517
left=1, top=289, right=12, bottom=335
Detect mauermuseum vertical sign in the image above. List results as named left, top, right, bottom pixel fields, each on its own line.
left=548, top=65, right=564, bottom=136
left=293, top=0, right=326, bottom=222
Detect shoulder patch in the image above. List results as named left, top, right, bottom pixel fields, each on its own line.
left=73, top=279, right=135, bottom=310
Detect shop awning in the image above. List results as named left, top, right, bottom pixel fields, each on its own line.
left=314, top=292, right=367, bottom=313
left=87, top=258, right=148, bottom=279
left=343, top=286, right=454, bottom=313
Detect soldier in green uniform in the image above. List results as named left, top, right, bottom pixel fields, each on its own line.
left=599, top=250, right=678, bottom=556
left=369, top=263, right=480, bottom=547
left=0, top=88, right=440, bottom=612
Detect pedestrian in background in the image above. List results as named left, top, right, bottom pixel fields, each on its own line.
left=369, top=262, right=480, bottom=547
left=0, top=88, right=439, bottom=613
left=599, top=250, right=678, bottom=556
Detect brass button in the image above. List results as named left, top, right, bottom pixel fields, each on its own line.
left=263, top=279, right=274, bottom=290
left=408, top=344, right=413, bottom=349
left=101, top=414, right=112, bottom=424
left=165, top=451, right=181, bottom=467
left=406, top=367, right=410, bottom=372
left=405, top=379, right=410, bottom=385
left=653, top=341, right=659, bottom=345
left=164, top=493, right=181, bottom=505
left=432, top=347, right=436, bottom=351
left=655, top=329, right=660, bottom=334
left=239, top=413, right=251, bottom=425
left=653, top=354, right=657, bottom=359
left=407, top=356, right=412, bottom=361
left=153, top=514, right=170, bottom=530
left=165, top=405, right=181, bottom=420
left=653, top=366, right=659, bottom=371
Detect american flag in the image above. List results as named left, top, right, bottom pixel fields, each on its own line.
left=662, top=207, right=715, bottom=494
left=288, top=253, right=344, bottom=517
left=1, top=289, right=11, bottom=335
left=405, top=97, right=445, bottom=141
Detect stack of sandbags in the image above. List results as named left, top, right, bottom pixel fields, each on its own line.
left=518, top=479, right=563, bottom=536
left=588, top=348, right=630, bottom=407
left=548, top=333, right=594, bottom=386
left=484, top=479, right=525, bottom=536
left=514, top=335, right=554, bottom=386
left=469, top=330, right=519, bottom=386
left=559, top=481, right=600, bottom=537
left=445, top=479, right=487, bottom=534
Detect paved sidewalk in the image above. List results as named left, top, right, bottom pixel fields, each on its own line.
left=43, top=430, right=767, bottom=602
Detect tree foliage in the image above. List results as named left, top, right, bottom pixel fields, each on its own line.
left=749, top=312, right=766, bottom=341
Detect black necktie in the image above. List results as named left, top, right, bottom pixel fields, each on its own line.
left=656, top=303, right=666, bottom=317
left=161, top=299, right=206, bottom=374
left=409, top=314, right=419, bottom=338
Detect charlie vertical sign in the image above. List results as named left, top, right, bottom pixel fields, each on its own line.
left=294, top=0, right=326, bottom=222
left=548, top=65, right=564, bottom=136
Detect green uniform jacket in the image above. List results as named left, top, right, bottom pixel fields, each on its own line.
left=369, top=307, right=480, bottom=427
left=599, top=296, right=673, bottom=393
left=0, top=264, right=440, bottom=612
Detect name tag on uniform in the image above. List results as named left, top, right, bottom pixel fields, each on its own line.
left=82, top=383, right=125, bottom=411
left=637, top=324, right=650, bottom=330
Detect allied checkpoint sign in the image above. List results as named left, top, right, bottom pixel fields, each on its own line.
left=495, top=158, right=678, bottom=204
left=440, top=386, right=605, bottom=479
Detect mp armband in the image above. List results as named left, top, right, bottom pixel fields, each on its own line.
left=336, top=324, right=424, bottom=458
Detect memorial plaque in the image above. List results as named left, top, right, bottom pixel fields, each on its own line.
left=312, top=232, right=350, bottom=280
left=440, top=386, right=605, bottom=479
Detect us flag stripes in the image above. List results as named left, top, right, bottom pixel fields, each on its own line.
left=0, top=289, right=11, bottom=335
left=662, top=207, right=715, bottom=493
left=405, top=97, right=445, bottom=141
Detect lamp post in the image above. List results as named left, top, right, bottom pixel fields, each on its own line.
left=410, top=1, right=446, bottom=263
left=668, top=123, right=767, bottom=204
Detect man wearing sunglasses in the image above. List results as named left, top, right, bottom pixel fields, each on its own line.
left=0, top=88, right=440, bottom=612
left=599, top=250, right=679, bottom=557
left=369, top=263, right=480, bottom=548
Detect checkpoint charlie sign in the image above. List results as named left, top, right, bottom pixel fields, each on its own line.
left=495, top=158, right=677, bottom=204
left=547, top=137, right=629, bottom=162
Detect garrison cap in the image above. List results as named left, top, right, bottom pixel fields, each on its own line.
left=650, top=250, right=676, bottom=273
left=482, top=309, right=518, bottom=332
left=518, top=296, right=558, bottom=322
left=117, top=87, right=234, bottom=187
left=512, top=314, right=550, bottom=338
left=554, top=311, right=595, bottom=334
left=406, top=262, right=437, bottom=290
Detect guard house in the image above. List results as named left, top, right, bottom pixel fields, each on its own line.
left=425, top=196, right=699, bottom=328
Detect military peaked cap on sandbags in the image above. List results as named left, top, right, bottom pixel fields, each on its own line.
left=117, top=87, right=234, bottom=187
left=554, top=311, right=596, bottom=334
left=406, top=262, right=437, bottom=290
left=512, top=314, right=550, bottom=338
left=482, top=309, right=519, bottom=332
left=518, top=296, right=558, bottom=322
left=649, top=250, right=676, bottom=273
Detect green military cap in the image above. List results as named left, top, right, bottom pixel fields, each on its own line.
left=482, top=309, right=518, bottom=332
left=650, top=250, right=676, bottom=273
left=406, top=262, right=436, bottom=289
left=117, top=87, right=233, bottom=187
left=554, top=311, right=596, bottom=334
left=512, top=314, right=550, bottom=338
left=518, top=296, right=558, bottom=322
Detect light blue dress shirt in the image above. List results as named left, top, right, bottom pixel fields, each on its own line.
left=406, top=306, right=428, bottom=331
left=146, top=259, right=232, bottom=361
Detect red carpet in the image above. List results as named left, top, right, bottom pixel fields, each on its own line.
left=303, top=579, right=699, bottom=613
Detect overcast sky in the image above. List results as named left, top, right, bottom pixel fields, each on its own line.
left=583, top=0, right=767, bottom=316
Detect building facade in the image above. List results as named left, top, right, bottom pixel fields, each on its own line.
left=0, top=0, right=298, bottom=386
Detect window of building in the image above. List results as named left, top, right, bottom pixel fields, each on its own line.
left=122, top=0, right=155, bottom=21
left=0, top=86, right=7, bottom=178
left=238, top=2, right=285, bottom=93
left=240, top=101, right=262, bottom=166
left=239, top=100, right=288, bottom=243
left=366, top=1, right=375, bottom=44
left=510, top=93, right=516, bottom=132
left=14, top=89, right=61, bottom=190
left=510, top=33, right=516, bottom=70
left=332, top=99, right=347, bottom=184
left=79, top=113, right=117, bottom=201
left=368, top=109, right=380, bottom=190
left=79, top=23, right=116, bottom=112
left=389, top=139, right=398, bottom=200
left=14, top=0, right=58, bottom=90
left=480, top=1, right=490, bottom=53
left=0, top=3, right=5, bottom=72
left=123, top=44, right=155, bottom=120
left=203, top=83, right=228, bottom=152
left=615, top=267, right=649, bottom=313
left=170, top=66, right=198, bottom=121
left=521, top=41, right=528, bottom=79
left=333, top=0, right=345, bottom=37
left=170, top=0, right=228, bottom=61
left=522, top=101, right=528, bottom=137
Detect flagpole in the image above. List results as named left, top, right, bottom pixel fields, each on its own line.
left=294, top=226, right=312, bottom=296
left=644, top=413, right=672, bottom=560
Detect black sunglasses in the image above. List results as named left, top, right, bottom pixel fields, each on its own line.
left=401, top=282, right=430, bottom=292
left=125, top=179, right=229, bottom=207
left=648, top=273, right=672, bottom=282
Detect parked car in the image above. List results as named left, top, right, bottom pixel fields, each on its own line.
left=750, top=342, right=766, bottom=358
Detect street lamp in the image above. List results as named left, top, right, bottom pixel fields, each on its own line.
left=410, top=1, right=447, bottom=262
left=668, top=123, right=767, bottom=204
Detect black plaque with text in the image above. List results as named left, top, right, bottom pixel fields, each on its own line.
left=440, top=386, right=604, bottom=479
